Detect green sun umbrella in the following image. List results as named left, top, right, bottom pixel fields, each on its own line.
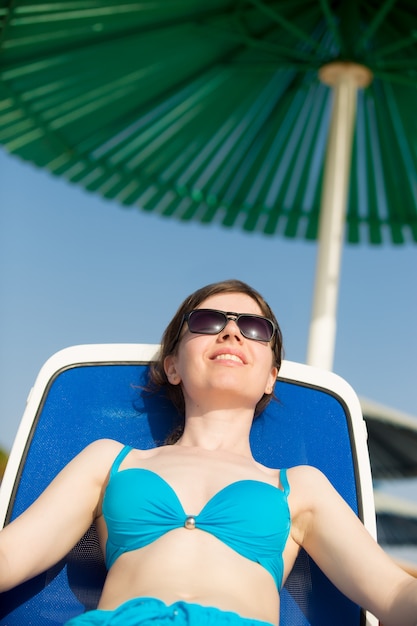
left=1, top=1, right=416, bottom=369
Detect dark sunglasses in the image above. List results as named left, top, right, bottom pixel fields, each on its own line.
left=175, top=308, right=276, bottom=345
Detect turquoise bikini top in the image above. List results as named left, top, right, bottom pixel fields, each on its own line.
left=102, top=445, right=291, bottom=591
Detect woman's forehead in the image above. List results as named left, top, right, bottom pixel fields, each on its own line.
left=197, top=292, right=263, bottom=315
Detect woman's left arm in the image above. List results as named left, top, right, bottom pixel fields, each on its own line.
left=292, top=465, right=417, bottom=626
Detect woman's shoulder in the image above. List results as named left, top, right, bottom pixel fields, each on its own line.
left=81, top=438, right=126, bottom=457
left=80, top=439, right=161, bottom=464
left=61, top=439, right=125, bottom=480
left=286, top=465, right=333, bottom=503
left=286, top=464, right=327, bottom=482
left=85, top=438, right=155, bottom=455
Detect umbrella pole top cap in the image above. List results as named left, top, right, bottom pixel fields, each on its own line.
left=319, top=62, right=373, bottom=88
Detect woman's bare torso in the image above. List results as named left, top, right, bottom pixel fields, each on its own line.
left=94, top=443, right=300, bottom=625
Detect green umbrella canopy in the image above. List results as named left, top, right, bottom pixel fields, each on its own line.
left=1, top=1, right=417, bottom=371
left=1, top=0, right=416, bottom=245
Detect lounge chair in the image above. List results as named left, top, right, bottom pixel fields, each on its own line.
left=0, top=344, right=378, bottom=625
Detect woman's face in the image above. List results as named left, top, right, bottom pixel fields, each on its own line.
left=164, top=292, right=278, bottom=414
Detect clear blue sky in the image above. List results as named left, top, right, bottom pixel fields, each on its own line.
left=1, top=146, right=416, bottom=453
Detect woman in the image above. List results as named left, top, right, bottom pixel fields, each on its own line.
left=0, top=279, right=416, bottom=626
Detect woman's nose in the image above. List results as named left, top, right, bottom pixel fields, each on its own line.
left=219, top=319, right=243, bottom=341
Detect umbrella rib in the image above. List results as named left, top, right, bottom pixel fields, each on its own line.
left=381, top=81, right=417, bottom=211
left=317, top=0, right=342, bottom=51
left=0, top=76, right=71, bottom=155
left=373, top=34, right=417, bottom=59
left=247, top=0, right=321, bottom=53
left=0, top=3, right=15, bottom=48
left=202, top=71, right=295, bottom=209
left=371, top=70, right=417, bottom=88
left=79, top=70, right=217, bottom=164
left=9, top=5, right=155, bottom=24
left=364, top=92, right=388, bottom=243
left=373, top=57, right=417, bottom=70
left=1, top=6, right=235, bottom=67
left=6, top=3, right=230, bottom=28
left=357, top=0, right=398, bottom=49
left=93, top=73, right=214, bottom=163
left=198, top=21, right=323, bottom=68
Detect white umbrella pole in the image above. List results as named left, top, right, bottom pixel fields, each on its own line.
left=306, top=62, right=373, bottom=371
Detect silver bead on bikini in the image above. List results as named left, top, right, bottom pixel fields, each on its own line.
left=184, top=515, right=196, bottom=529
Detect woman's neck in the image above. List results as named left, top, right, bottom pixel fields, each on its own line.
left=177, top=407, right=255, bottom=457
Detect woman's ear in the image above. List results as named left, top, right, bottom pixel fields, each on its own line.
left=164, top=355, right=181, bottom=385
left=265, top=366, right=278, bottom=395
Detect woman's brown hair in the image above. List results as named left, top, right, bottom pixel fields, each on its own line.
left=148, top=279, right=284, bottom=443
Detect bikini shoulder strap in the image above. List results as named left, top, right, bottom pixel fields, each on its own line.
left=279, top=468, right=290, bottom=496
left=109, top=445, right=132, bottom=477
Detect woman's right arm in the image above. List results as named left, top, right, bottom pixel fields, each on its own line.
left=0, top=438, right=122, bottom=592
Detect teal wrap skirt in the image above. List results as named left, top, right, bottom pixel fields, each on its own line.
left=65, top=597, right=274, bottom=625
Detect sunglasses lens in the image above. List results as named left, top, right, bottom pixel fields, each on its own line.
left=188, top=310, right=226, bottom=334
left=238, top=315, right=274, bottom=342
left=187, top=310, right=274, bottom=342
